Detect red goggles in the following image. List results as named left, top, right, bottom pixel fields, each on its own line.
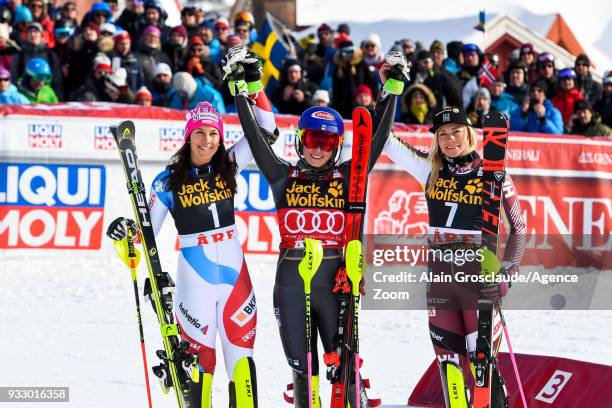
left=300, top=129, right=340, bottom=152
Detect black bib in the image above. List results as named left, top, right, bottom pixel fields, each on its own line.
left=170, top=171, right=235, bottom=235
left=425, top=165, right=483, bottom=232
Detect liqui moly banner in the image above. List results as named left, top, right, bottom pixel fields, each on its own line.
left=0, top=162, right=105, bottom=249
left=0, top=103, right=610, bottom=265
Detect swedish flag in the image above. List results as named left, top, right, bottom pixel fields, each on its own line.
left=251, top=12, right=293, bottom=92
left=474, top=10, right=486, bottom=32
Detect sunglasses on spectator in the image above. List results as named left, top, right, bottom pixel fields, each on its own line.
left=104, top=0, right=118, bottom=3
left=364, top=43, right=376, bottom=48
left=183, top=12, right=195, bottom=17
left=540, top=63, right=553, bottom=68
left=31, top=73, right=51, bottom=82
left=575, top=62, right=588, bottom=67
left=30, top=3, right=43, bottom=9
left=191, top=46, right=204, bottom=52
left=465, top=51, right=478, bottom=57
left=93, top=12, right=107, bottom=18
left=0, top=77, right=10, bottom=82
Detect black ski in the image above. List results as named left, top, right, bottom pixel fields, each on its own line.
left=473, top=111, right=509, bottom=408
left=111, top=121, right=197, bottom=408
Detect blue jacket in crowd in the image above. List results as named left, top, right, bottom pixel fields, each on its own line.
left=0, top=84, right=30, bottom=104
left=491, top=92, right=518, bottom=119
left=168, top=77, right=225, bottom=112
left=509, top=99, right=564, bottom=134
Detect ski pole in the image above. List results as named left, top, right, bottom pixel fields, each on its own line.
left=499, top=309, right=527, bottom=408
left=298, top=238, right=323, bottom=408
left=345, top=240, right=364, bottom=408
left=113, top=227, right=154, bottom=408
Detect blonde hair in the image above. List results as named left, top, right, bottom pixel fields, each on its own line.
left=426, top=125, right=477, bottom=194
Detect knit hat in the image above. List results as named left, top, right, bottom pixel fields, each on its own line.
left=335, top=32, right=352, bottom=49
left=172, top=71, right=197, bottom=101
left=188, top=35, right=204, bottom=47
left=337, top=23, right=350, bottom=35
left=171, top=25, right=187, bottom=38
left=363, top=33, right=381, bottom=48
left=0, top=66, right=10, bottom=79
left=214, top=18, right=230, bottom=30
left=93, top=54, right=112, bottom=72
left=226, top=34, right=242, bottom=47
left=430, top=40, right=444, bottom=53
left=14, top=6, right=32, bottom=24
left=520, top=43, right=535, bottom=56
left=354, top=84, right=372, bottom=100
left=446, top=41, right=463, bottom=60
left=105, top=67, right=127, bottom=93
left=99, top=23, right=116, bottom=35
left=143, top=25, right=161, bottom=37
left=154, top=62, right=172, bottom=78
left=475, top=87, right=491, bottom=101
left=312, top=89, right=330, bottom=104
left=573, top=99, right=592, bottom=113
left=113, top=30, right=130, bottom=44
left=417, top=50, right=432, bottom=62
left=184, top=101, right=223, bottom=141
left=429, top=106, right=471, bottom=133
left=27, top=21, right=43, bottom=32
left=84, top=22, right=100, bottom=35
left=317, top=23, right=332, bottom=33
left=135, top=86, right=152, bottom=101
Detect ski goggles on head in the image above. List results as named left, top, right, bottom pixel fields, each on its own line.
left=54, top=27, right=74, bottom=37
left=300, top=129, right=341, bottom=152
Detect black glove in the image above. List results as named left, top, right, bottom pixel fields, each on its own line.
left=244, top=49, right=262, bottom=83
left=222, top=45, right=261, bottom=82
left=384, top=50, right=411, bottom=82
left=106, top=217, right=139, bottom=241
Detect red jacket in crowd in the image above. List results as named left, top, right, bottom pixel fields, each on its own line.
left=552, top=87, right=584, bottom=125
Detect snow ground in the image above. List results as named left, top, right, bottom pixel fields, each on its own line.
left=2, top=253, right=612, bottom=408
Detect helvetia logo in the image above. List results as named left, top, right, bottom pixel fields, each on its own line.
left=179, top=302, right=209, bottom=335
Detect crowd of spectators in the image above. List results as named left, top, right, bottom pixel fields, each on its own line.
left=0, top=0, right=610, bottom=136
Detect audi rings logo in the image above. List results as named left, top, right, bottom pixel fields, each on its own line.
left=284, top=210, right=344, bottom=234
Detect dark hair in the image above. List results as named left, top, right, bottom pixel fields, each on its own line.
left=165, top=141, right=237, bottom=194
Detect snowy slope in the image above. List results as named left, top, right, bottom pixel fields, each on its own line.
left=2, top=253, right=612, bottom=407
